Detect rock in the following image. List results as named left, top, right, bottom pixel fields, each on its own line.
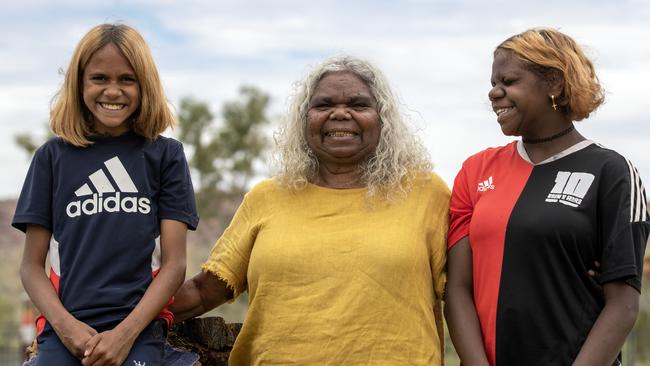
left=167, top=317, right=242, bottom=366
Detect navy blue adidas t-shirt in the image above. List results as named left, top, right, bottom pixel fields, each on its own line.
left=13, top=132, right=198, bottom=333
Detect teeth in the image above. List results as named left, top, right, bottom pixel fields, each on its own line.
left=327, top=131, right=355, bottom=137
left=495, top=107, right=513, bottom=116
left=100, top=103, right=124, bottom=110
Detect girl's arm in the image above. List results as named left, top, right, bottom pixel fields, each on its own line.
left=444, top=237, right=490, bottom=366
left=572, top=281, right=639, bottom=366
left=170, top=270, right=234, bottom=323
left=20, top=224, right=97, bottom=358
left=82, top=219, right=188, bottom=366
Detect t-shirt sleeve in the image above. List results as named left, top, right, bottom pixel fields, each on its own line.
left=598, top=157, right=650, bottom=292
left=448, top=162, right=473, bottom=248
left=158, top=142, right=199, bottom=230
left=12, top=145, right=53, bottom=233
left=202, top=192, right=257, bottom=299
left=428, top=173, right=451, bottom=301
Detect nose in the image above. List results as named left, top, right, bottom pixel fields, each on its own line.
left=488, top=85, right=503, bottom=101
left=103, top=82, right=123, bottom=98
left=329, top=106, right=351, bottom=120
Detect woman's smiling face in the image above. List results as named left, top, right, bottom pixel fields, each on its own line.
left=306, top=71, right=381, bottom=167
left=488, top=50, right=553, bottom=138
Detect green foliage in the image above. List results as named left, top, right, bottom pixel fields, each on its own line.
left=14, top=133, right=39, bottom=157
left=177, top=86, right=271, bottom=219
left=14, top=126, right=52, bottom=157
left=217, top=86, right=270, bottom=194
left=177, top=97, right=219, bottom=192
left=624, top=281, right=650, bottom=365
left=0, top=292, right=18, bottom=347
left=0, top=253, right=22, bottom=348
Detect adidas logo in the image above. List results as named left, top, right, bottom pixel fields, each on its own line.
left=66, top=156, right=151, bottom=218
left=133, top=361, right=146, bottom=366
left=477, top=176, right=495, bottom=192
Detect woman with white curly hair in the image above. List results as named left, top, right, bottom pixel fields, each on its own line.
left=171, top=55, right=450, bottom=365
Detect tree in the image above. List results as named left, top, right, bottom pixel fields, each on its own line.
left=14, top=134, right=39, bottom=157
left=177, top=86, right=271, bottom=219
left=14, top=126, right=52, bottom=158
left=177, top=97, right=220, bottom=196
left=215, top=86, right=270, bottom=194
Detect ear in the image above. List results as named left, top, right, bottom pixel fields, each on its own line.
left=546, top=69, right=564, bottom=97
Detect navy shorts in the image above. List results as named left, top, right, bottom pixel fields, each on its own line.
left=34, top=319, right=166, bottom=366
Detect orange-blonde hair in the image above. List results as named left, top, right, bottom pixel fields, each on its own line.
left=497, top=28, right=604, bottom=121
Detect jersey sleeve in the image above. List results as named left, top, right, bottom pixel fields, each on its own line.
left=12, top=144, right=54, bottom=233
left=158, top=141, right=199, bottom=230
left=202, top=191, right=258, bottom=299
left=448, top=161, right=473, bottom=248
left=598, top=157, right=649, bottom=292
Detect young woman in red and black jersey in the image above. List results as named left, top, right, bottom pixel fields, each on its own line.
left=445, top=28, right=649, bottom=366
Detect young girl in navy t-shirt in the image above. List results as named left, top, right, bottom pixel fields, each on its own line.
left=13, top=23, right=198, bottom=366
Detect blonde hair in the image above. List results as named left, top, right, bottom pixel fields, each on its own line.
left=274, top=55, right=432, bottom=202
left=497, top=28, right=604, bottom=121
left=50, top=23, right=175, bottom=146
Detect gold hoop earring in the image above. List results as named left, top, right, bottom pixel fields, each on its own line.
left=551, top=95, right=558, bottom=111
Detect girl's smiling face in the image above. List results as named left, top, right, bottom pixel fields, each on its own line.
left=82, top=42, right=140, bottom=135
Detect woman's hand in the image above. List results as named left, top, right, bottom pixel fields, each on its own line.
left=588, top=261, right=601, bottom=279
left=81, top=328, right=137, bottom=366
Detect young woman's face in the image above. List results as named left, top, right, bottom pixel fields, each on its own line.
left=306, top=71, right=381, bottom=168
left=82, top=43, right=140, bottom=136
left=488, top=50, right=552, bottom=138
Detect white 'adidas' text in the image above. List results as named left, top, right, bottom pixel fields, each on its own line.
left=66, top=156, right=151, bottom=218
left=66, top=192, right=150, bottom=217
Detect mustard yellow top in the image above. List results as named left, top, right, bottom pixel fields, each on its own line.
left=202, top=173, right=450, bottom=365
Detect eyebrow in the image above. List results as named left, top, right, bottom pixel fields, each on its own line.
left=310, top=94, right=375, bottom=104
left=85, top=71, right=136, bottom=78
left=348, top=95, right=375, bottom=103
left=491, top=70, right=519, bottom=82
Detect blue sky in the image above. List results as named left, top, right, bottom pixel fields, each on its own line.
left=1, top=0, right=649, bottom=198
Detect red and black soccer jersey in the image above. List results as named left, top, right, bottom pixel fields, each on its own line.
left=448, top=140, right=649, bottom=366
